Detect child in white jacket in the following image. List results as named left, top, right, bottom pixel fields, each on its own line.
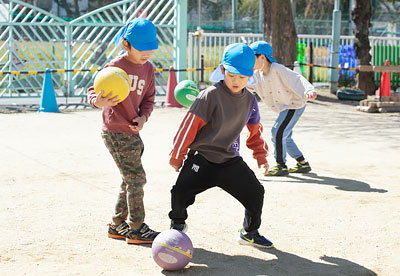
left=248, top=41, right=317, bottom=176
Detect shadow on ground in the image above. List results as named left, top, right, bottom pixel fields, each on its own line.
left=307, top=87, right=365, bottom=107
left=260, top=173, right=387, bottom=193
left=162, top=247, right=376, bottom=276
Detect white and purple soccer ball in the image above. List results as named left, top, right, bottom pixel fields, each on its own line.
left=152, top=229, right=193, bottom=271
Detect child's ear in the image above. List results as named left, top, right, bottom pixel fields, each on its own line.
left=122, top=40, right=130, bottom=51
left=220, top=65, right=225, bottom=74
left=261, top=55, right=267, bottom=62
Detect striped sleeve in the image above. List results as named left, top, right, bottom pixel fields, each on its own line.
left=87, top=86, right=98, bottom=107
left=169, top=112, right=206, bottom=167
left=246, top=122, right=268, bottom=166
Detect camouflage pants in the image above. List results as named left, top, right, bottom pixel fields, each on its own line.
left=102, top=131, right=146, bottom=229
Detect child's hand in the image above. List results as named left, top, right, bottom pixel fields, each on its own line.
left=129, top=115, right=146, bottom=132
left=171, top=163, right=181, bottom=172
left=259, top=161, right=269, bottom=174
left=94, top=91, right=121, bottom=107
left=306, top=91, right=317, bottom=100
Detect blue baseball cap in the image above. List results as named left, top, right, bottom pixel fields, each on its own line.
left=114, top=18, right=158, bottom=51
left=250, top=41, right=277, bottom=63
left=221, top=43, right=255, bottom=77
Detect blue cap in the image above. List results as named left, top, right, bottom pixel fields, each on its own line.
left=114, top=18, right=158, bottom=51
left=250, top=41, right=277, bottom=63
left=221, top=43, right=255, bottom=77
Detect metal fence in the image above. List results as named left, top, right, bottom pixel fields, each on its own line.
left=0, top=0, right=182, bottom=98
left=2, top=0, right=400, bottom=100
left=189, top=32, right=400, bottom=88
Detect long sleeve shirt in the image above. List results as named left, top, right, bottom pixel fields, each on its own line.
left=247, top=63, right=315, bottom=113
left=170, top=81, right=268, bottom=168
left=87, top=55, right=155, bottom=134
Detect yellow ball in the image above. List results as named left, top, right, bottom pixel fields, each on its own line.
left=94, top=67, right=130, bottom=102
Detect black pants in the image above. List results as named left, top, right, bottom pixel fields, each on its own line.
left=169, top=152, right=265, bottom=232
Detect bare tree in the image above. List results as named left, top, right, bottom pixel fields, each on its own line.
left=53, top=0, right=81, bottom=18
left=352, top=0, right=376, bottom=95
left=262, top=0, right=297, bottom=66
left=304, top=0, right=335, bottom=19
left=33, top=0, right=53, bottom=11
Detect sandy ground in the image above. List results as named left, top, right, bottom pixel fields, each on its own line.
left=1, top=91, right=399, bottom=276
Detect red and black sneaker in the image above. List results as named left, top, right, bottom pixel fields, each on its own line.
left=107, top=221, right=129, bottom=240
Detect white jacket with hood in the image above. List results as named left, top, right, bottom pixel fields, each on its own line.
left=247, top=63, right=315, bottom=113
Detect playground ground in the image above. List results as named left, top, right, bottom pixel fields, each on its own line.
left=0, top=90, right=399, bottom=276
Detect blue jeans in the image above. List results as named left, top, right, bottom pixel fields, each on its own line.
left=271, top=106, right=306, bottom=165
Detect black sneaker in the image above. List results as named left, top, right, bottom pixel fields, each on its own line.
left=238, top=228, right=274, bottom=248
left=126, top=223, right=159, bottom=244
left=170, top=221, right=188, bottom=233
left=108, top=221, right=129, bottom=240
left=289, top=162, right=312, bottom=173
left=265, top=164, right=289, bottom=176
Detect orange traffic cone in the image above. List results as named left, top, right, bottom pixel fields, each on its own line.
left=376, top=60, right=391, bottom=97
left=165, top=66, right=183, bottom=107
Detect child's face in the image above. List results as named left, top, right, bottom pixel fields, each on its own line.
left=123, top=40, right=155, bottom=64
left=254, top=55, right=265, bottom=70
left=221, top=65, right=250, bottom=94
